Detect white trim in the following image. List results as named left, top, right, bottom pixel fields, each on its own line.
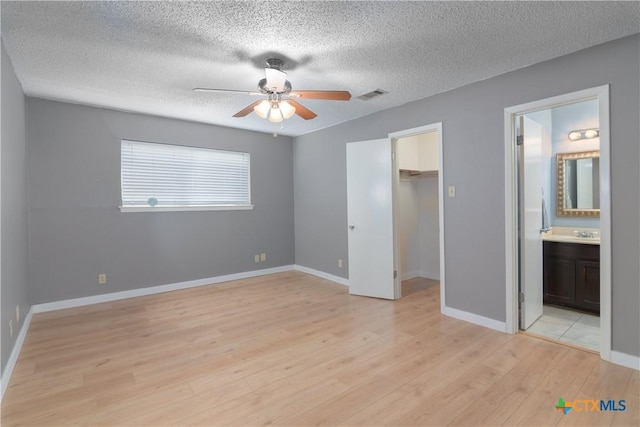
left=1, top=307, right=33, bottom=401
left=401, top=271, right=420, bottom=281
left=437, top=125, right=445, bottom=314
left=294, top=265, right=349, bottom=287
left=610, top=351, right=640, bottom=371
left=443, top=306, right=507, bottom=333
left=0, top=91, right=2, bottom=398
left=419, top=271, right=441, bottom=281
left=504, top=85, right=612, bottom=362
left=403, top=271, right=441, bottom=281
left=119, top=204, right=254, bottom=213
left=389, top=123, right=445, bottom=312
left=391, top=139, right=402, bottom=299
left=597, top=87, right=612, bottom=362
left=32, top=265, right=295, bottom=313
left=504, top=107, right=518, bottom=334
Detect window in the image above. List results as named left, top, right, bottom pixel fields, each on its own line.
left=120, top=140, right=252, bottom=212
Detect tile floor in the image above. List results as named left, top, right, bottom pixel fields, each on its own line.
left=526, top=305, right=600, bottom=352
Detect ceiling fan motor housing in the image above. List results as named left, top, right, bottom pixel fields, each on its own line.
left=258, top=78, right=292, bottom=94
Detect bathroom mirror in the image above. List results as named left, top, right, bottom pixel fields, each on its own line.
left=556, top=150, right=600, bottom=217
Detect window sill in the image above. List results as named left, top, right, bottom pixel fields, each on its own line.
left=119, top=205, right=254, bottom=213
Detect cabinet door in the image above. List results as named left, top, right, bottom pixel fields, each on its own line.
left=543, top=256, right=576, bottom=305
left=576, top=260, right=600, bottom=313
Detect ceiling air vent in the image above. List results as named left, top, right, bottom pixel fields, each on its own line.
left=357, top=89, right=388, bottom=101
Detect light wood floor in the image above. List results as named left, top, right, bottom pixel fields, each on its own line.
left=2, top=271, right=637, bottom=426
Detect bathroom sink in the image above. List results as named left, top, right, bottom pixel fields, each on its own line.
left=541, top=227, right=600, bottom=245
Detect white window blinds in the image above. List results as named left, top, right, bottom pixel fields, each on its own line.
left=121, top=140, right=251, bottom=210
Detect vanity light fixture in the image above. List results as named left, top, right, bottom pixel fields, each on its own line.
left=568, top=128, right=599, bottom=141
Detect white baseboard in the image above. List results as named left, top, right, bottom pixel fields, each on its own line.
left=610, top=350, right=640, bottom=371
left=419, top=270, right=440, bottom=281
left=443, top=306, right=507, bottom=333
left=401, top=271, right=420, bottom=281
left=1, top=307, right=33, bottom=401
left=32, top=265, right=295, bottom=313
left=401, top=272, right=440, bottom=281
left=294, top=265, right=349, bottom=287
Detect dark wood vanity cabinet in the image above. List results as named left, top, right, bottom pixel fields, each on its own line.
left=543, top=241, right=600, bottom=314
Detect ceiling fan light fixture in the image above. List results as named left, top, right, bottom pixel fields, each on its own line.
left=279, top=100, right=296, bottom=119
left=253, top=100, right=270, bottom=119
left=268, top=106, right=283, bottom=123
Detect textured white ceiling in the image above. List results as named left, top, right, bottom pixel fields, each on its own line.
left=1, top=1, right=639, bottom=136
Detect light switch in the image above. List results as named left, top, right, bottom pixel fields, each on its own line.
left=448, top=185, right=456, bottom=197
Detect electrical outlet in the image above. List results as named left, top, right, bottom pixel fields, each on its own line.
left=338, top=259, right=343, bottom=268
left=254, top=254, right=260, bottom=263
left=260, top=253, right=266, bottom=262
left=9, top=320, right=13, bottom=338
left=16, top=305, right=20, bottom=323
left=98, top=273, right=107, bottom=284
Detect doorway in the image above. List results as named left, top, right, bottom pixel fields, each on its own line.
left=345, top=123, right=445, bottom=312
left=504, top=86, right=611, bottom=360
left=517, top=100, right=601, bottom=352
left=390, top=123, right=445, bottom=308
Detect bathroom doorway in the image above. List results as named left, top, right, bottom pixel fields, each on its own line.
left=517, top=99, right=601, bottom=351
left=504, top=86, right=611, bottom=359
left=390, top=123, right=445, bottom=308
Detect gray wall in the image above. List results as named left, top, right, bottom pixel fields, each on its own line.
left=27, top=99, right=294, bottom=304
left=1, top=43, right=30, bottom=373
left=294, top=35, right=640, bottom=357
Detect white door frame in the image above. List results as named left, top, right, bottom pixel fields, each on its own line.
left=504, top=85, right=611, bottom=361
left=389, top=123, right=445, bottom=311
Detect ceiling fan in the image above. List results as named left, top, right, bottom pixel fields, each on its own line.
left=193, top=58, right=351, bottom=122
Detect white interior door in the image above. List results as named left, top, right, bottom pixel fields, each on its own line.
left=346, top=138, right=396, bottom=299
left=520, top=115, right=544, bottom=329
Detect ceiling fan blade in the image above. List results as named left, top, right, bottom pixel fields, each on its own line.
left=193, top=88, right=262, bottom=96
left=289, top=90, right=351, bottom=101
left=265, top=68, right=287, bottom=92
left=233, top=100, right=263, bottom=117
left=287, top=100, right=317, bottom=120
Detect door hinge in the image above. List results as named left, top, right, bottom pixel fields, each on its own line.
left=516, top=135, right=524, bottom=146
left=394, top=270, right=398, bottom=279
left=519, top=292, right=525, bottom=303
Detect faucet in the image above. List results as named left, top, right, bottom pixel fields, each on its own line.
left=575, top=230, right=596, bottom=238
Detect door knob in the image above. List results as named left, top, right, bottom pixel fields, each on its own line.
left=348, top=225, right=355, bottom=230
